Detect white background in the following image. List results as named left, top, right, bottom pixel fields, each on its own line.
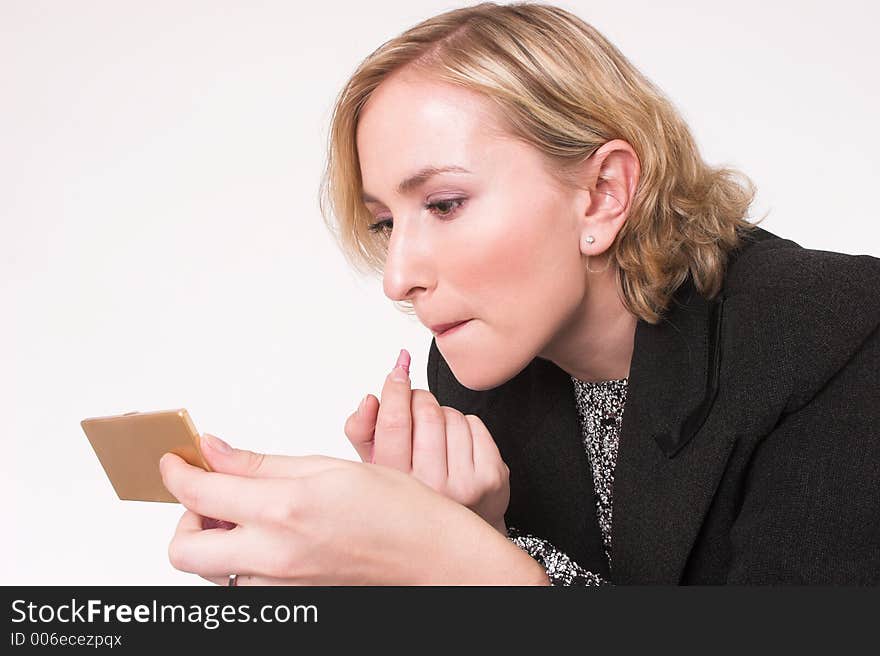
left=2, top=0, right=878, bottom=585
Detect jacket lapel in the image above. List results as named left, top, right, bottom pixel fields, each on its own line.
left=516, top=357, right=611, bottom=577
left=610, top=280, right=735, bottom=584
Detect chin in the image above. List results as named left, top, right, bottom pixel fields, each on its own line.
left=456, top=374, right=503, bottom=392
left=446, top=354, right=533, bottom=392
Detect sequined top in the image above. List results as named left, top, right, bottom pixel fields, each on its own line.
left=507, top=375, right=629, bottom=585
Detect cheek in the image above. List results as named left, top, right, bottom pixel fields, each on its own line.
left=455, top=192, right=578, bottom=320
left=441, top=209, right=539, bottom=321
left=437, top=193, right=582, bottom=386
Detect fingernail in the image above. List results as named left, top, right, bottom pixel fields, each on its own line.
left=390, top=348, right=410, bottom=382
left=203, top=517, right=237, bottom=531
left=202, top=433, right=232, bottom=454
left=357, top=395, right=368, bottom=415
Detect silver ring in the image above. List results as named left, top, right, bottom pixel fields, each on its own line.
left=228, top=574, right=238, bottom=587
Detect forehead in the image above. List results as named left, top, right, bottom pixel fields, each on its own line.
left=356, top=72, right=509, bottom=190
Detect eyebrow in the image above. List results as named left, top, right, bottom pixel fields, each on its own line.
left=361, top=165, right=472, bottom=204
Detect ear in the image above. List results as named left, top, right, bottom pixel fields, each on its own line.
left=578, top=139, right=640, bottom=257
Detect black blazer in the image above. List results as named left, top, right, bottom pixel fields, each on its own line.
left=427, top=227, right=880, bottom=584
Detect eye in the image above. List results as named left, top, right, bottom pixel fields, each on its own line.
left=367, top=218, right=393, bottom=235
left=367, top=197, right=466, bottom=237
left=426, top=197, right=465, bottom=218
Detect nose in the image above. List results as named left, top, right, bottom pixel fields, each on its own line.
left=381, top=216, right=433, bottom=302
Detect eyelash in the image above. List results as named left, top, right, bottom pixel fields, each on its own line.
left=367, top=198, right=466, bottom=235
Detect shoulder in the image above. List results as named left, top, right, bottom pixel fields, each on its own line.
left=719, top=226, right=880, bottom=413
left=724, top=226, right=880, bottom=300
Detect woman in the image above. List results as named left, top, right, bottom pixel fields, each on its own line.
left=159, top=2, right=880, bottom=585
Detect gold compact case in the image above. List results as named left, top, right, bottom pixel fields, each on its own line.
left=80, top=408, right=210, bottom=503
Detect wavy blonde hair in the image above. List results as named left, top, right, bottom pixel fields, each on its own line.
left=319, top=1, right=762, bottom=324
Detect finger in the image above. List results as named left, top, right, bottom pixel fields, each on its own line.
left=203, top=574, right=244, bottom=586
left=373, top=349, right=413, bottom=470
left=173, top=508, right=238, bottom=531
left=170, top=507, right=293, bottom=578
left=198, top=433, right=346, bottom=479
left=201, top=573, right=297, bottom=586
left=343, top=394, right=379, bottom=463
left=442, top=406, right=474, bottom=479
left=202, top=516, right=237, bottom=531
left=410, top=390, right=448, bottom=490
left=466, top=414, right=505, bottom=475
left=160, top=452, right=286, bottom=525
left=173, top=517, right=319, bottom=580
left=174, top=509, right=237, bottom=538
left=172, top=513, right=286, bottom=585
left=174, top=509, right=207, bottom=537
left=170, top=510, right=243, bottom=576
left=168, top=518, right=264, bottom=577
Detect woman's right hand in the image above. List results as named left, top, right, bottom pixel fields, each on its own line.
left=344, top=350, right=510, bottom=535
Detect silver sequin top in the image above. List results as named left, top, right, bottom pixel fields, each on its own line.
left=507, top=375, right=628, bottom=585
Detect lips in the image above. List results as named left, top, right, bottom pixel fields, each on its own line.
left=430, top=319, right=470, bottom=336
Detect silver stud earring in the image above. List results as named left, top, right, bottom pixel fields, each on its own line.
left=584, top=235, right=611, bottom=274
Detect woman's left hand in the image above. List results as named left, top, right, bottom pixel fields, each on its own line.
left=344, top=350, right=510, bottom=536
left=159, top=437, right=546, bottom=585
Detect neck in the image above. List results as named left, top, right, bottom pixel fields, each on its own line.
left=538, top=268, right=638, bottom=382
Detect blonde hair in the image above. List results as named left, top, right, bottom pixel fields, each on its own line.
left=319, top=1, right=762, bottom=323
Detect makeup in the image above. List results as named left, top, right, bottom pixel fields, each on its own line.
left=81, top=408, right=208, bottom=503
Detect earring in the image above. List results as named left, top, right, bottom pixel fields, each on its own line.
left=584, top=235, right=611, bottom=274
left=586, top=255, right=611, bottom=274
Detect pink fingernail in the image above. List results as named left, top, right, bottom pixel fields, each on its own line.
left=202, top=433, right=232, bottom=454
left=390, top=348, right=410, bottom=381
left=203, top=517, right=237, bottom=530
